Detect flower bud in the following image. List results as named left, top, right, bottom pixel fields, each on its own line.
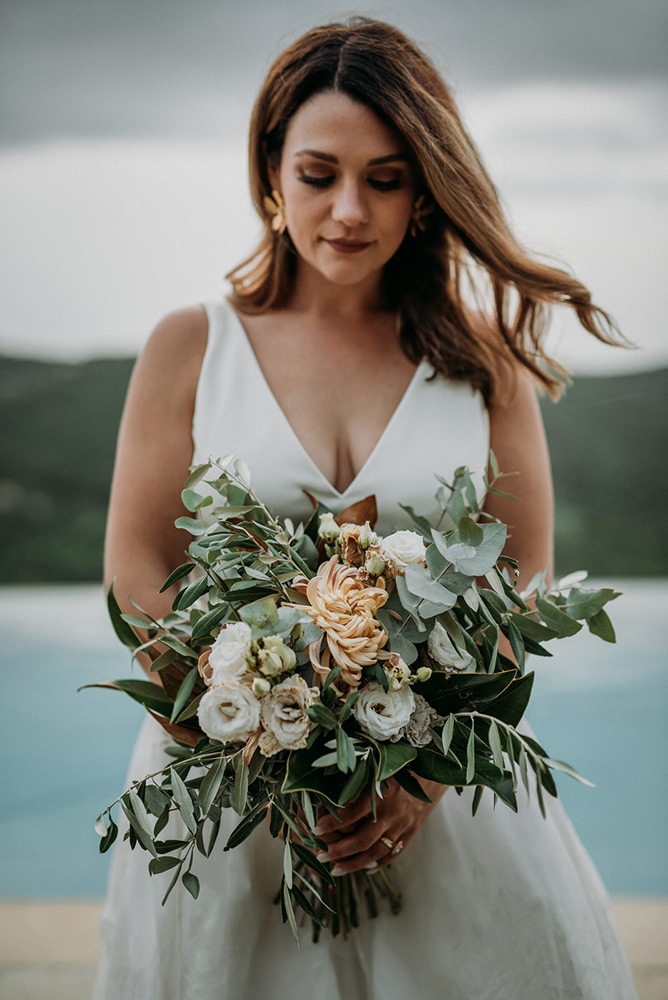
left=252, top=676, right=271, bottom=697
left=318, top=512, right=341, bottom=543
left=358, top=521, right=376, bottom=548
left=257, top=649, right=283, bottom=676
left=415, top=666, right=432, bottom=683
left=365, top=550, right=386, bottom=577
left=261, top=635, right=297, bottom=673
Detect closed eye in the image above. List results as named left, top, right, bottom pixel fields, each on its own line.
left=298, top=174, right=403, bottom=192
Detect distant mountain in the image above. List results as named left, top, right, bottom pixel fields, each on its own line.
left=0, top=356, right=665, bottom=581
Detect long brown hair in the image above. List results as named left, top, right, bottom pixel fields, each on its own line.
left=227, top=17, right=625, bottom=404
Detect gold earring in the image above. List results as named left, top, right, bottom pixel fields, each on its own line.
left=263, top=189, right=287, bottom=235
left=410, top=194, right=433, bottom=237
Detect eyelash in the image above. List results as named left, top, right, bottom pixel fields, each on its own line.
left=299, top=174, right=402, bottom=192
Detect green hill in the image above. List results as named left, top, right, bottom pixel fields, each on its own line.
left=0, top=356, right=665, bottom=581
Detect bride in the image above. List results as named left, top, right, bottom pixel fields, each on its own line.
left=95, top=17, right=637, bottom=999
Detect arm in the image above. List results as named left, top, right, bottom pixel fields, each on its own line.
left=484, top=368, right=555, bottom=592
left=104, top=307, right=208, bottom=679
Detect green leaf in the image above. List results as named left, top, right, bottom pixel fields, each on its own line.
left=170, top=769, right=198, bottom=834
left=79, top=678, right=173, bottom=717
left=239, top=596, right=279, bottom=628
left=197, top=755, right=227, bottom=815
left=338, top=690, right=359, bottom=724
left=224, top=801, right=269, bottom=850
left=335, top=727, right=357, bottom=774
left=282, top=744, right=345, bottom=804
left=283, top=881, right=301, bottom=947
left=148, top=856, right=181, bottom=875
left=563, top=588, right=620, bottom=621
left=191, top=604, right=229, bottom=640
left=107, top=581, right=141, bottom=649
left=393, top=767, right=432, bottom=802
left=306, top=703, right=338, bottom=730
left=373, top=739, right=417, bottom=781
left=587, top=608, right=616, bottom=643
left=169, top=667, right=199, bottom=723
left=291, top=843, right=335, bottom=884
left=182, top=872, right=200, bottom=899
left=488, top=719, right=504, bottom=771
left=120, top=798, right=158, bottom=857
left=466, top=722, right=476, bottom=783
left=175, top=575, right=210, bottom=611
left=149, top=648, right=178, bottom=673
left=175, top=515, right=206, bottom=535
left=536, top=597, right=583, bottom=637
left=338, top=757, right=369, bottom=805
left=184, top=462, right=212, bottom=489
left=160, top=562, right=196, bottom=593
left=486, top=671, right=534, bottom=728
left=283, top=838, right=293, bottom=889
left=397, top=503, right=432, bottom=536
left=458, top=516, right=483, bottom=546
left=144, top=784, right=170, bottom=816
left=471, top=784, right=484, bottom=816
left=99, top=817, right=118, bottom=853
left=505, top=620, right=525, bottom=667
left=404, top=563, right=457, bottom=610
left=232, top=758, right=249, bottom=816
left=509, top=612, right=556, bottom=642
left=322, top=665, right=342, bottom=691
left=442, top=714, right=455, bottom=758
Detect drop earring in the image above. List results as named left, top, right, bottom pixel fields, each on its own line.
left=410, top=194, right=433, bottom=237
left=263, top=189, right=287, bottom=235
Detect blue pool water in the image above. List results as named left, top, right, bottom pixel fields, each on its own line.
left=0, top=581, right=666, bottom=898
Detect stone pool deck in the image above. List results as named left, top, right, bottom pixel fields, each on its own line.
left=0, top=899, right=665, bottom=999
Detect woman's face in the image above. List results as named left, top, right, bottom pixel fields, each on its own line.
left=268, top=91, right=416, bottom=295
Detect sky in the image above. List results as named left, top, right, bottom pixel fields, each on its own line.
left=1, top=0, right=666, bottom=373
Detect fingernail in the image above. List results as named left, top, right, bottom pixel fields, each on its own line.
left=330, top=866, right=345, bottom=876
left=364, top=862, right=378, bottom=870
left=316, top=852, right=329, bottom=862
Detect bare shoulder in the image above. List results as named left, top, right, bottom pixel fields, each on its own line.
left=139, top=305, right=208, bottom=377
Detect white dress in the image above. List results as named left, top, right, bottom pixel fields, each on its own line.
left=93, top=301, right=637, bottom=1000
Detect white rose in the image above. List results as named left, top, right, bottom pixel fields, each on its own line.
left=259, top=675, right=319, bottom=755
left=197, top=680, right=261, bottom=743
left=353, top=681, right=415, bottom=741
left=202, top=621, right=252, bottom=685
left=378, top=530, right=426, bottom=576
left=405, top=693, right=443, bottom=747
left=427, top=622, right=475, bottom=672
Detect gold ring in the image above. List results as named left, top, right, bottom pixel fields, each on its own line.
left=392, top=840, right=404, bottom=855
left=380, top=836, right=395, bottom=851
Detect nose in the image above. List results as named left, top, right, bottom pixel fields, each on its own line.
left=331, top=179, right=369, bottom=228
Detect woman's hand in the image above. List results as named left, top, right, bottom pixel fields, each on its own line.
left=313, top=777, right=446, bottom=875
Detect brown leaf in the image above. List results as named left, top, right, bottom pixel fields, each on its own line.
left=147, top=708, right=203, bottom=747
left=335, top=494, right=378, bottom=528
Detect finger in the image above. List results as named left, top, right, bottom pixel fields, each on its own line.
left=317, top=819, right=388, bottom=865
left=330, top=827, right=413, bottom=875
left=313, top=792, right=372, bottom=835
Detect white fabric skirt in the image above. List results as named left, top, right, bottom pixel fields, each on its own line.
left=93, top=716, right=637, bottom=1000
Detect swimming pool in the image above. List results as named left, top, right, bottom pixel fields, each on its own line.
left=0, top=581, right=665, bottom=897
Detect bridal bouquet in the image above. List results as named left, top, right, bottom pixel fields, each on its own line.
left=89, top=456, right=619, bottom=944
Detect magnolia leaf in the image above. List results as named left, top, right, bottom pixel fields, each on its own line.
left=107, top=581, right=141, bottom=649
left=335, top=494, right=377, bottom=528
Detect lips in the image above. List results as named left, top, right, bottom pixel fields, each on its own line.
left=324, top=238, right=372, bottom=254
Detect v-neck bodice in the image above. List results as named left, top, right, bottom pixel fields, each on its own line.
left=192, top=300, right=489, bottom=535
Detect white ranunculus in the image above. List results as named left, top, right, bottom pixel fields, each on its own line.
left=206, top=621, right=252, bottom=684
left=197, top=680, right=261, bottom=743
left=259, top=675, right=319, bottom=755
left=378, top=530, right=427, bottom=575
left=405, top=693, right=443, bottom=747
left=427, top=621, right=475, bottom=672
left=353, top=681, right=415, bottom=741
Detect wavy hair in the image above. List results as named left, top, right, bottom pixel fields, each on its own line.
left=227, top=17, right=624, bottom=404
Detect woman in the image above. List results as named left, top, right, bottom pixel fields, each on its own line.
left=95, top=18, right=637, bottom=1000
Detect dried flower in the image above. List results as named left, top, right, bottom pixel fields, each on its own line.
left=288, top=556, right=388, bottom=687
left=259, top=675, right=320, bottom=755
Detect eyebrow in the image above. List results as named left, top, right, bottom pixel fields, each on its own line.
left=294, top=149, right=410, bottom=166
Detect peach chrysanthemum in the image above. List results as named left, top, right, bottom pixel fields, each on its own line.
left=289, top=556, right=389, bottom=687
